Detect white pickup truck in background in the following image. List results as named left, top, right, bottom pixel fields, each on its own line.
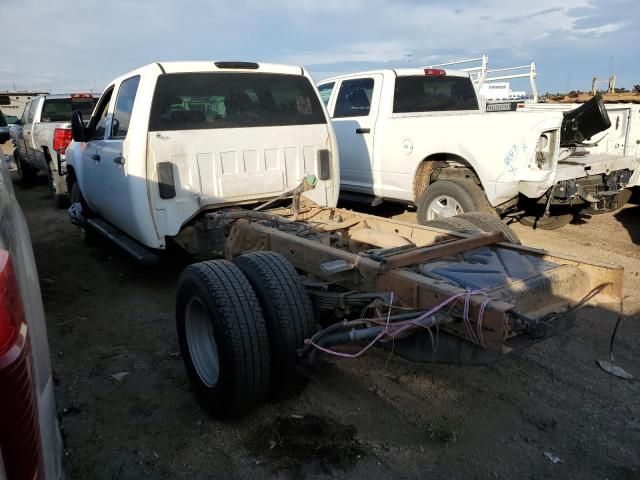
left=11, top=93, right=98, bottom=207
left=318, top=68, right=639, bottom=229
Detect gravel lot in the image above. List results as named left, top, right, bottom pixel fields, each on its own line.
left=11, top=170, right=640, bottom=480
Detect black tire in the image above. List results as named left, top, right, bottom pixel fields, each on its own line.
left=458, top=212, right=521, bottom=244
left=47, top=163, right=70, bottom=209
left=15, top=151, right=36, bottom=182
left=422, top=217, right=482, bottom=234
left=176, top=260, right=271, bottom=418
left=519, top=214, right=572, bottom=230
left=70, top=183, right=99, bottom=245
left=233, top=251, right=317, bottom=399
left=417, top=179, right=495, bottom=225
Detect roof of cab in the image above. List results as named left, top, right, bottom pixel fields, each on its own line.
left=102, top=61, right=309, bottom=93
left=158, top=61, right=304, bottom=76
left=319, top=68, right=470, bottom=84
left=109, top=61, right=306, bottom=83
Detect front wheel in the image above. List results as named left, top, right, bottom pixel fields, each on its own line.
left=417, top=179, right=495, bottom=225
left=176, top=260, right=271, bottom=418
left=70, top=183, right=99, bottom=244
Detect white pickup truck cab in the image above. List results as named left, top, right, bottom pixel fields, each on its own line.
left=318, top=69, right=638, bottom=228
left=65, top=61, right=339, bottom=255
left=11, top=93, right=99, bottom=207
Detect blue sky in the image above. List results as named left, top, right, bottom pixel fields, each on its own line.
left=0, top=0, right=637, bottom=95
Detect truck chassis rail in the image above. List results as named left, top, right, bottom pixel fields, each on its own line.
left=200, top=205, right=622, bottom=358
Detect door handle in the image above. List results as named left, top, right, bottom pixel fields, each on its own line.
left=113, top=156, right=125, bottom=165
left=355, top=128, right=370, bottom=134
left=91, top=154, right=101, bottom=161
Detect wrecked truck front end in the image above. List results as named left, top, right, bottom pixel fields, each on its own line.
left=519, top=95, right=638, bottom=214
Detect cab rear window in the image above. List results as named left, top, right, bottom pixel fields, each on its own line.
left=393, top=76, right=479, bottom=113
left=40, top=98, right=98, bottom=123
left=149, top=72, right=326, bottom=131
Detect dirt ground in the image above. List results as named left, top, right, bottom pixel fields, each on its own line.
left=11, top=171, right=640, bottom=480
left=548, top=92, right=640, bottom=104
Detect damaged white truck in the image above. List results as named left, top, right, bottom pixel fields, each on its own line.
left=317, top=69, right=638, bottom=229
left=64, top=61, right=625, bottom=417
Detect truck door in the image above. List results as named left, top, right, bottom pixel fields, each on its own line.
left=80, top=87, right=114, bottom=212
left=20, top=100, right=36, bottom=162
left=329, top=75, right=382, bottom=194
left=97, top=76, right=141, bottom=232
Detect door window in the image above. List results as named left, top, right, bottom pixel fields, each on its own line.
left=317, top=82, right=334, bottom=106
left=90, top=89, right=114, bottom=141
left=111, top=76, right=141, bottom=138
left=333, top=78, right=374, bottom=118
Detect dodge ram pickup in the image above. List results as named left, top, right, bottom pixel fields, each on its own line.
left=12, top=93, right=98, bottom=207
left=317, top=69, right=638, bottom=229
left=64, top=61, right=625, bottom=418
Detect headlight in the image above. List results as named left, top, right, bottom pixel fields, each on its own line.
left=533, top=130, right=558, bottom=170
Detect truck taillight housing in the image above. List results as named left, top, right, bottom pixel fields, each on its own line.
left=0, top=249, right=44, bottom=480
left=53, top=128, right=73, bottom=155
left=424, top=68, right=446, bottom=76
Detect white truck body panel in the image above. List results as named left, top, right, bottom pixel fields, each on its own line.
left=66, top=62, right=339, bottom=250
left=319, top=69, right=639, bottom=209
left=319, top=69, right=565, bottom=206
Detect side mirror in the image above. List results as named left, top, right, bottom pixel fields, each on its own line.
left=71, top=110, right=88, bottom=142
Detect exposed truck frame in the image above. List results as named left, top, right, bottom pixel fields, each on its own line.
left=172, top=192, right=623, bottom=415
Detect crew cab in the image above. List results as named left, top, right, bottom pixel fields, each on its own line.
left=11, top=93, right=99, bottom=207
left=65, top=61, right=339, bottom=256
left=317, top=69, right=639, bottom=229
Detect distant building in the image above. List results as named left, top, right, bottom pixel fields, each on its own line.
left=0, top=91, right=49, bottom=122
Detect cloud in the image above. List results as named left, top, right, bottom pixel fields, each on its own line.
left=0, top=0, right=637, bottom=94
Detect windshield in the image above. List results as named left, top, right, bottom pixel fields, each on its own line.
left=393, top=75, right=479, bottom=113
left=40, top=97, right=98, bottom=123
left=149, top=72, right=326, bottom=131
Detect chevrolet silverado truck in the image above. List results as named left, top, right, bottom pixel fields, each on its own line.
left=65, top=61, right=624, bottom=418
left=317, top=69, right=638, bottom=229
left=12, top=93, right=98, bottom=207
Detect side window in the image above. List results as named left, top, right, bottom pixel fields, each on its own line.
left=333, top=78, right=374, bottom=118
left=91, top=88, right=114, bottom=141
left=111, top=76, right=140, bottom=139
left=317, top=82, right=334, bottom=107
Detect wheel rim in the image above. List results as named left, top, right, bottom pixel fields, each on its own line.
left=427, top=195, right=464, bottom=220
left=185, top=297, right=220, bottom=387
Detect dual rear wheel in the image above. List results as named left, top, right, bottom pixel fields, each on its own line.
left=176, top=252, right=316, bottom=418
